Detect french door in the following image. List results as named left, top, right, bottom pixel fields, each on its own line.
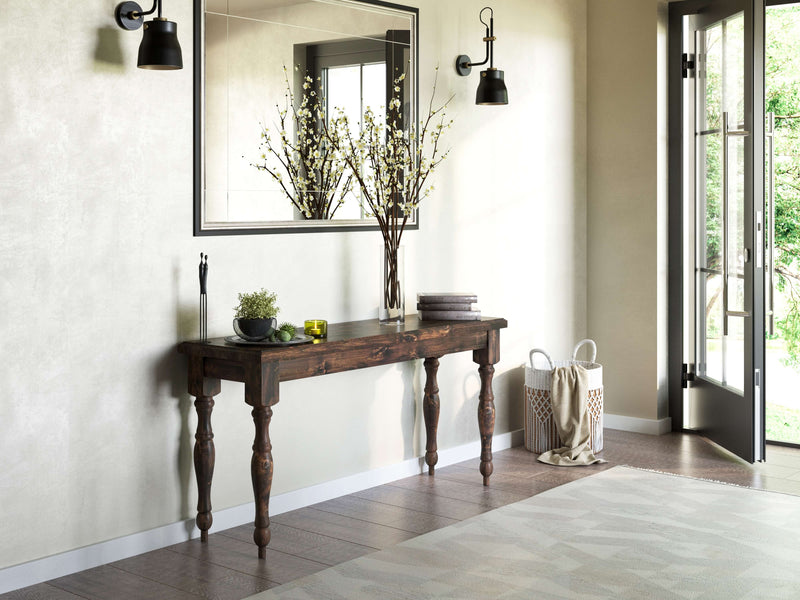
left=671, top=0, right=765, bottom=462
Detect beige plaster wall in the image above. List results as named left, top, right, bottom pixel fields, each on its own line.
left=586, top=0, right=669, bottom=421
left=0, top=0, right=587, bottom=569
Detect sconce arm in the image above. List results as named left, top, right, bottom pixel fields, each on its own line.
left=455, top=6, right=496, bottom=76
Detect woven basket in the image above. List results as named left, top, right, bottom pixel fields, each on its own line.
left=524, top=339, right=604, bottom=454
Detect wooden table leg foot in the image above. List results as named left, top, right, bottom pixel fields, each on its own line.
left=423, top=357, right=441, bottom=475
left=252, top=405, right=274, bottom=558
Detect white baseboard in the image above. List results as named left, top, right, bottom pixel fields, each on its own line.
left=604, top=413, right=672, bottom=435
left=0, top=429, right=523, bottom=594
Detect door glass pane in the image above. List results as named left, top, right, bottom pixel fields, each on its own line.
left=703, top=24, right=722, bottom=131
left=725, top=14, right=745, bottom=128
left=363, top=62, right=386, bottom=113
left=696, top=11, right=746, bottom=391
left=326, top=65, right=361, bottom=127
left=325, top=64, right=386, bottom=220
left=325, top=65, right=362, bottom=219
left=704, top=272, right=724, bottom=381
left=701, top=134, right=722, bottom=270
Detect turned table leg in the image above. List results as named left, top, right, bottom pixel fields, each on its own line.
left=473, top=330, right=499, bottom=486
left=194, top=396, right=216, bottom=541
left=246, top=361, right=279, bottom=559
left=188, top=357, right=221, bottom=542
left=477, top=364, right=496, bottom=486
left=423, top=357, right=441, bottom=475
left=251, top=405, right=273, bottom=559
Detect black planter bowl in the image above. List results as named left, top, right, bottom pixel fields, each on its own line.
left=233, top=317, right=277, bottom=342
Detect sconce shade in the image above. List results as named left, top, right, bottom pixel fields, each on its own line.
left=476, top=69, right=508, bottom=105
left=137, top=18, right=182, bottom=70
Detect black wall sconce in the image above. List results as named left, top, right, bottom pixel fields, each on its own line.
left=114, top=0, right=183, bottom=70
left=455, top=7, right=508, bottom=105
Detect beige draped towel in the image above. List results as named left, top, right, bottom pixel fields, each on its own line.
left=538, top=364, right=605, bottom=466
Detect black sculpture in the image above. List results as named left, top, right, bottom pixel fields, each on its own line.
left=199, top=253, right=208, bottom=341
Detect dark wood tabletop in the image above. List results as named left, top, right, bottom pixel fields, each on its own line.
left=179, top=315, right=508, bottom=382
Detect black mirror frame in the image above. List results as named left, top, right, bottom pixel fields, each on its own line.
left=192, top=0, right=420, bottom=236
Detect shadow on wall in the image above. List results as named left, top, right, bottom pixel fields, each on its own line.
left=402, top=359, right=419, bottom=460
left=151, top=261, right=198, bottom=538
left=497, top=367, right=525, bottom=430
left=93, top=26, right=125, bottom=72
left=454, top=361, right=525, bottom=443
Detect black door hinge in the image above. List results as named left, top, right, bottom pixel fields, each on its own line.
left=682, top=53, right=695, bottom=78
left=682, top=363, right=695, bottom=388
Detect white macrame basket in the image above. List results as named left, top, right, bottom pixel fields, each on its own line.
left=524, top=339, right=604, bottom=454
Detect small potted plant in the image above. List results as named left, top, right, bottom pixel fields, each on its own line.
left=233, top=288, right=279, bottom=341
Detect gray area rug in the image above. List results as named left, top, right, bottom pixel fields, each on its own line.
left=247, top=466, right=800, bottom=599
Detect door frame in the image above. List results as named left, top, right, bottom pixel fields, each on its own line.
left=668, top=0, right=766, bottom=462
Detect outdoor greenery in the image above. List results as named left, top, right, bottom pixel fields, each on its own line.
left=234, top=288, right=279, bottom=320
left=766, top=402, right=800, bottom=443
left=767, top=6, right=800, bottom=368
left=701, top=7, right=800, bottom=369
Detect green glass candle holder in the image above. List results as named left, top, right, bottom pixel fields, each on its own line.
left=304, top=319, right=328, bottom=339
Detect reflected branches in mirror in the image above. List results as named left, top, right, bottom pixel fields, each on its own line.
left=252, top=67, right=354, bottom=220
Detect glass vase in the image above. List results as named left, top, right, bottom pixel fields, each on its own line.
left=380, top=244, right=404, bottom=324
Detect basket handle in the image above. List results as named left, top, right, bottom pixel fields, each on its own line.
left=572, top=339, right=597, bottom=362
left=529, top=348, right=554, bottom=370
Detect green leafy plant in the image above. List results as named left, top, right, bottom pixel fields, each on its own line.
left=234, top=289, right=279, bottom=320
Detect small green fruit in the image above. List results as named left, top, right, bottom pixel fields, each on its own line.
left=278, top=330, right=292, bottom=342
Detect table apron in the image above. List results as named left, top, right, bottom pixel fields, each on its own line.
left=278, top=331, right=489, bottom=381
left=205, top=358, right=245, bottom=383
left=200, top=331, right=490, bottom=384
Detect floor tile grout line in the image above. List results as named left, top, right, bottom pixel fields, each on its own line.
left=272, top=505, right=426, bottom=539
left=159, top=548, right=296, bottom=597
left=304, top=503, right=458, bottom=534
left=42, top=582, right=93, bottom=600
left=106, top=562, right=212, bottom=599
left=161, top=543, right=327, bottom=586
left=349, top=488, right=495, bottom=519
left=384, top=481, right=529, bottom=507
left=417, top=471, right=547, bottom=494
left=214, top=523, right=383, bottom=553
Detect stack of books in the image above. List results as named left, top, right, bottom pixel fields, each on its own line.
left=417, top=293, right=480, bottom=321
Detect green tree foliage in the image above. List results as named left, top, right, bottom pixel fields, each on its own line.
left=767, top=6, right=800, bottom=367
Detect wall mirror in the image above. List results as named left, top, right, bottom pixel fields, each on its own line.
left=194, top=0, right=419, bottom=235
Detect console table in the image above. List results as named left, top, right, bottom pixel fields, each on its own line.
left=178, top=315, right=507, bottom=558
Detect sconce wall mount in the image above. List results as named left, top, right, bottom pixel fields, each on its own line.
left=455, top=7, right=508, bottom=105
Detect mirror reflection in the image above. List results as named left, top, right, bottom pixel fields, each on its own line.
left=195, top=0, right=418, bottom=235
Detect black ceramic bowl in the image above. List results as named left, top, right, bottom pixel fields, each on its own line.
left=233, top=317, right=277, bottom=341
